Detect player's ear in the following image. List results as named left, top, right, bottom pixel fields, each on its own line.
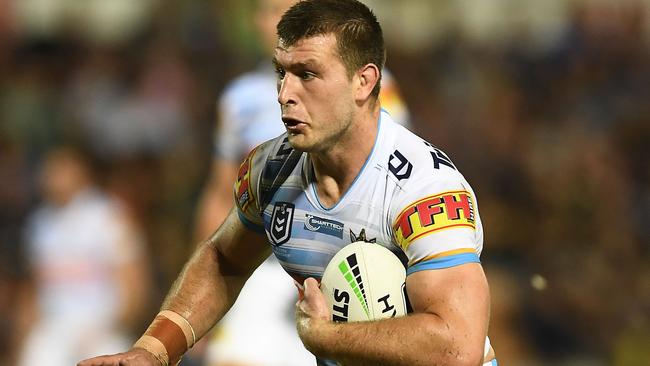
left=355, top=63, right=380, bottom=102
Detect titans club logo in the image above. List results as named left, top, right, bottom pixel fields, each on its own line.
left=349, top=228, right=376, bottom=243
left=269, top=202, right=295, bottom=246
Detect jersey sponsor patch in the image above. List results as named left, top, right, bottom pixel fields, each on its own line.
left=393, top=190, right=476, bottom=249
left=304, top=214, right=344, bottom=239
left=236, top=147, right=256, bottom=211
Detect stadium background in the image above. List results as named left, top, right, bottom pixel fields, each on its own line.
left=0, top=0, right=648, bottom=365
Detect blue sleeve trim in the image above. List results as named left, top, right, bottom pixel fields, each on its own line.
left=237, top=210, right=265, bottom=234
left=407, top=253, right=480, bottom=275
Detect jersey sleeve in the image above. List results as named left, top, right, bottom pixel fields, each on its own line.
left=233, top=141, right=272, bottom=233
left=391, top=177, right=482, bottom=276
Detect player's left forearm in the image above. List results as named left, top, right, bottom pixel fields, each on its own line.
left=301, top=312, right=485, bottom=366
left=311, top=315, right=483, bottom=366
left=297, top=264, right=489, bottom=366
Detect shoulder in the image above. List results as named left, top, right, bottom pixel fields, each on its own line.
left=377, top=118, right=483, bottom=268
left=380, top=116, right=462, bottom=187
left=234, top=133, right=302, bottom=226
left=236, top=133, right=294, bottom=199
left=380, top=114, right=477, bottom=226
left=247, top=133, right=293, bottom=163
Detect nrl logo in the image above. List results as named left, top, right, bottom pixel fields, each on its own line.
left=269, top=202, right=295, bottom=246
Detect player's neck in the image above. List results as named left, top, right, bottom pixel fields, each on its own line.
left=310, top=107, right=380, bottom=208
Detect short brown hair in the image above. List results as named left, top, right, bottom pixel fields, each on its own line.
left=277, top=0, right=385, bottom=97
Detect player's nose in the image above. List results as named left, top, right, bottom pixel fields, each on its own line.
left=278, top=73, right=298, bottom=106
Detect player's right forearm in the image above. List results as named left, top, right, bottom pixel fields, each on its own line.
left=133, top=240, right=250, bottom=365
left=131, top=208, right=269, bottom=365
left=164, top=240, right=249, bottom=334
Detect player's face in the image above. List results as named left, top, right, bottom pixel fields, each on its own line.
left=273, top=34, right=356, bottom=153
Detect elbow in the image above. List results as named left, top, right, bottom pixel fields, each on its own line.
left=460, top=355, right=484, bottom=366
left=416, top=313, right=487, bottom=366
left=418, top=342, right=484, bottom=366
left=425, top=335, right=483, bottom=366
left=446, top=346, right=485, bottom=366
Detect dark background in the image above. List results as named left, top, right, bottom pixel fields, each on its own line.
left=0, top=1, right=648, bottom=365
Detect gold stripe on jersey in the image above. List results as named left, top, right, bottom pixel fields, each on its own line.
left=393, top=190, right=476, bottom=250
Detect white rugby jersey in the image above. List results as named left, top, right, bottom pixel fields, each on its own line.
left=235, top=110, right=483, bottom=282
left=235, top=110, right=492, bottom=366
left=215, top=65, right=414, bottom=366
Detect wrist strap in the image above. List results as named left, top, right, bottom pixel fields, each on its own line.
left=133, top=310, right=196, bottom=366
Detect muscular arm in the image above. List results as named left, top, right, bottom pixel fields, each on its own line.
left=78, top=208, right=270, bottom=366
left=298, top=263, right=490, bottom=366
left=163, top=208, right=271, bottom=339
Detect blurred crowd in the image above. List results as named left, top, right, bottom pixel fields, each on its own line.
left=0, top=0, right=648, bottom=365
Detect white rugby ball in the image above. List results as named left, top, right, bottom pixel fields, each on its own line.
left=321, top=241, right=407, bottom=322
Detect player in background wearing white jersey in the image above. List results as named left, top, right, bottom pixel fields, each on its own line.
left=195, top=1, right=409, bottom=365
left=78, top=1, right=495, bottom=365
left=19, top=146, right=150, bottom=366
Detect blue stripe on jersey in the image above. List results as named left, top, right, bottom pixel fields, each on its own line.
left=237, top=210, right=265, bottom=233
left=273, top=246, right=333, bottom=272
left=407, top=253, right=480, bottom=275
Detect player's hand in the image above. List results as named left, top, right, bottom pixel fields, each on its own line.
left=296, top=277, right=330, bottom=321
left=295, top=278, right=330, bottom=350
left=77, top=348, right=161, bottom=366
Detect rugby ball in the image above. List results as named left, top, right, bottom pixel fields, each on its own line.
left=320, top=241, right=407, bottom=322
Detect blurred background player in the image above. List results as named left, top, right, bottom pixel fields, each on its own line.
left=16, top=145, right=151, bottom=366
left=2, top=1, right=644, bottom=365
left=193, top=0, right=409, bottom=365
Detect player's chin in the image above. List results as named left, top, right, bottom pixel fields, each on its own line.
left=286, top=134, right=313, bottom=152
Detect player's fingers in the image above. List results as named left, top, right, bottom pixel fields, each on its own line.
left=302, top=277, right=332, bottom=321
left=79, top=352, right=138, bottom=366
left=294, top=280, right=305, bottom=301
left=102, top=356, right=121, bottom=365
left=303, top=277, right=320, bottom=298
left=297, top=279, right=315, bottom=313
left=77, top=355, right=107, bottom=366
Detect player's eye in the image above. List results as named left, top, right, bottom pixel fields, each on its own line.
left=275, top=67, right=286, bottom=80
left=300, top=71, right=316, bottom=80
